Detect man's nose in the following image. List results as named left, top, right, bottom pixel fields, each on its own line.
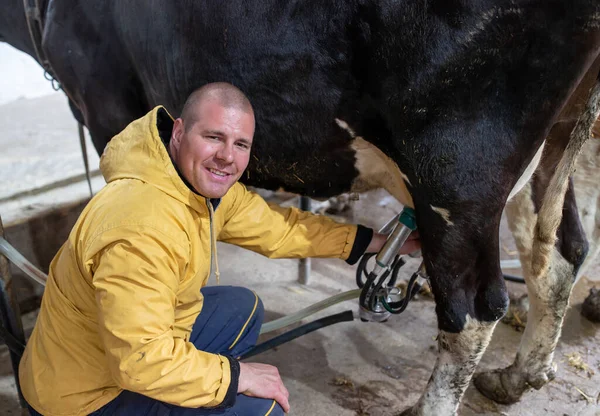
left=216, top=143, right=234, bottom=163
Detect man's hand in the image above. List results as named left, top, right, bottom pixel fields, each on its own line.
left=238, top=362, right=290, bottom=413
left=366, top=231, right=420, bottom=255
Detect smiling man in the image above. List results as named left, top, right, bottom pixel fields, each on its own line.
left=19, top=83, right=419, bottom=416
left=169, top=85, right=255, bottom=199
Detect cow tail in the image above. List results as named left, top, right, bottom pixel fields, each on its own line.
left=530, top=79, right=600, bottom=278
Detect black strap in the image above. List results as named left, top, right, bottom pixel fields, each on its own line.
left=22, top=0, right=61, bottom=89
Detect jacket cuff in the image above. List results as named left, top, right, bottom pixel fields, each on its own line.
left=345, top=225, right=373, bottom=265
left=218, top=356, right=240, bottom=408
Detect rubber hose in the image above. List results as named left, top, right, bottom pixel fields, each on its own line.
left=241, top=310, right=354, bottom=360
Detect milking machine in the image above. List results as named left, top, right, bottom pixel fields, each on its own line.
left=355, top=207, right=428, bottom=322
left=241, top=207, right=428, bottom=358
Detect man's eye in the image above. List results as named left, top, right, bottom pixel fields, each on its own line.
left=236, top=142, right=250, bottom=150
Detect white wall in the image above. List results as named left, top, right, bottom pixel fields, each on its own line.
left=0, top=43, right=60, bottom=105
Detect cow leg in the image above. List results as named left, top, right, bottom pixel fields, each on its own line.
left=574, top=138, right=600, bottom=322
left=399, top=318, right=499, bottom=416
left=474, top=181, right=586, bottom=403
left=474, top=83, right=600, bottom=404
left=393, top=197, right=509, bottom=416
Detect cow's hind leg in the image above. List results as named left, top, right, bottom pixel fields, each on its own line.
left=474, top=181, right=585, bottom=403
left=474, top=81, right=600, bottom=404
left=574, top=137, right=600, bottom=322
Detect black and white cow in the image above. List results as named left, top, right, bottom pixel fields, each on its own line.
left=2, top=1, right=600, bottom=414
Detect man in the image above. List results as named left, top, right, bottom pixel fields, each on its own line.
left=19, top=83, right=419, bottom=416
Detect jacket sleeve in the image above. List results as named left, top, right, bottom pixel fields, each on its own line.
left=87, top=225, right=234, bottom=408
left=218, top=183, right=363, bottom=260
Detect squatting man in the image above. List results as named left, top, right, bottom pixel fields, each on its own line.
left=19, top=83, right=420, bottom=416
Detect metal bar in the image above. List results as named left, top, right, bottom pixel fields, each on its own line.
left=0, top=238, right=47, bottom=287
left=298, top=196, right=311, bottom=285
left=78, top=123, right=94, bottom=198
left=0, top=215, right=27, bottom=408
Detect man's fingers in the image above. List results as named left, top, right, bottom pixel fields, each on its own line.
left=282, top=383, right=290, bottom=400
left=238, top=362, right=290, bottom=412
left=274, top=390, right=290, bottom=413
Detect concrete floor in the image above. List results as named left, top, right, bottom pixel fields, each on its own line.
left=1, top=94, right=599, bottom=416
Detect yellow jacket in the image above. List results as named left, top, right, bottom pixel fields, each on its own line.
left=19, top=107, right=365, bottom=416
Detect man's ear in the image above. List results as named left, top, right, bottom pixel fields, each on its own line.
left=171, top=118, right=184, bottom=146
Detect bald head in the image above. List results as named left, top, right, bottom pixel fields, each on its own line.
left=180, top=82, right=254, bottom=131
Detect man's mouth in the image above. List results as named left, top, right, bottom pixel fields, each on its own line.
left=208, top=168, right=230, bottom=177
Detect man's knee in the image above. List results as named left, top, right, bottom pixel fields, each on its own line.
left=227, top=286, right=264, bottom=328
left=201, top=286, right=264, bottom=322
left=232, top=396, right=284, bottom=416
left=236, top=287, right=264, bottom=325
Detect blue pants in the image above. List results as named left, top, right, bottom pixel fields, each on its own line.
left=28, top=286, right=284, bottom=416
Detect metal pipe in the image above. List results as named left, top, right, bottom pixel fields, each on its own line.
left=0, top=216, right=27, bottom=408
left=375, top=207, right=417, bottom=269
left=0, top=237, right=47, bottom=287
left=378, top=213, right=400, bottom=234
left=375, top=223, right=413, bottom=267
left=298, top=196, right=311, bottom=285
left=78, top=123, right=94, bottom=198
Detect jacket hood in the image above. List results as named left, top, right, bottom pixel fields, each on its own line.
left=100, top=106, right=208, bottom=213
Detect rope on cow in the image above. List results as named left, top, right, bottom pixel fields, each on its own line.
left=22, top=0, right=95, bottom=201
left=22, top=0, right=61, bottom=91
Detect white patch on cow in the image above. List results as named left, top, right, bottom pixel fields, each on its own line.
left=409, top=316, right=496, bottom=415
left=334, top=118, right=356, bottom=138
left=430, top=205, right=454, bottom=226
left=507, top=140, right=545, bottom=202
left=350, top=137, right=414, bottom=207
left=334, top=119, right=414, bottom=207
left=400, top=172, right=412, bottom=186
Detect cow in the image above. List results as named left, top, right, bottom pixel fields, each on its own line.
left=474, top=69, right=600, bottom=404
left=2, top=1, right=599, bottom=414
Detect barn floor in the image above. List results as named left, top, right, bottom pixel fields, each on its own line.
left=0, top=94, right=599, bottom=416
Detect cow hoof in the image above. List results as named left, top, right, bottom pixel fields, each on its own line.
left=527, top=363, right=557, bottom=390
left=473, top=367, right=528, bottom=404
left=582, top=287, right=600, bottom=323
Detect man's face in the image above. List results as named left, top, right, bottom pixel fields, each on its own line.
left=170, top=100, right=254, bottom=198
